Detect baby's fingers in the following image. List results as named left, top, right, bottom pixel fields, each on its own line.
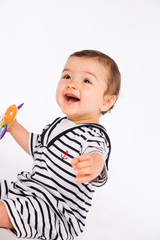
left=76, top=166, right=92, bottom=176
left=71, top=157, right=79, bottom=167
left=74, top=175, right=90, bottom=183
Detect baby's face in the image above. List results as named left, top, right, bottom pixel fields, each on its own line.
left=56, top=56, right=111, bottom=124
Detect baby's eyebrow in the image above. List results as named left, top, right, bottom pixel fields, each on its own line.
left=62, top=68, right=70, bottom=73
left=84, top=71, right=98, bottom=80
left=62, top=69, right=98, bottom=80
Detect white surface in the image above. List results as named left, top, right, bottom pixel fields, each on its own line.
left=0, top=1, right=160, bottom=240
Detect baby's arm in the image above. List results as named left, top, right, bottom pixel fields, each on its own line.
left=71, top=153, right=105, bottom=183
left=8, top=119, right=30, bottom=155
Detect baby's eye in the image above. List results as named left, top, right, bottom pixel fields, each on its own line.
left=84, top=79, right=91, bottom=84
left=63, top=75, right=71, bottom=79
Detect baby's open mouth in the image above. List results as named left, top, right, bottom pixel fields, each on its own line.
left=64, top=94, right=80, bottom=103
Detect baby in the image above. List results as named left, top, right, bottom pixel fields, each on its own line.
left=0, top=50, right=121, bottom=240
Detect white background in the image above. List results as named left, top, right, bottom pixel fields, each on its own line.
left=0, top=1, right=160, bottom=239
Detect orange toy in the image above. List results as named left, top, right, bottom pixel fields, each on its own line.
left=0, top=103, right=23, bottom=140
left=3, top=104, right=18, bottom=124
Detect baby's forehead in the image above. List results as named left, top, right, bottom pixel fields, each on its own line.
left=64, top=56, right=108, bottom=71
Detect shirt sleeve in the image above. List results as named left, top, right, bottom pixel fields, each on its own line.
left=92, top=164, right=108, bottom=187
left=29, top=122, right=52, bottom=158
left=81, top=131, right=110, bottom=187
left=29, top=132, right=41, bottom=159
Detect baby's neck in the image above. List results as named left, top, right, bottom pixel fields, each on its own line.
left=67, top=117, right=100, bottom=125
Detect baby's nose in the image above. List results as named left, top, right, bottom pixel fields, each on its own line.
left=69, top=81, right=78, bottom=90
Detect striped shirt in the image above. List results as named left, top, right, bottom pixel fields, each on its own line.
left=0, top=117, right=111, bottom=240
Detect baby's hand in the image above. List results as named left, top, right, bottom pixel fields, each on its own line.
left=71, top=153, right=104, bottom=183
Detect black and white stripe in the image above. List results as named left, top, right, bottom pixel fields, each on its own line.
left=0, top=117, right=110, bottom=240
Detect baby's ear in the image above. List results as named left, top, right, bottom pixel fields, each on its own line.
left=100, top=95, right=117, bottom=112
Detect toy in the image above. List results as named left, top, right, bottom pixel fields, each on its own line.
left=0, top=103, right=24, bottom=140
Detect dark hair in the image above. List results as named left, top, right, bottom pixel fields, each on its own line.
left=69, top=50, right=121, bottom=114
